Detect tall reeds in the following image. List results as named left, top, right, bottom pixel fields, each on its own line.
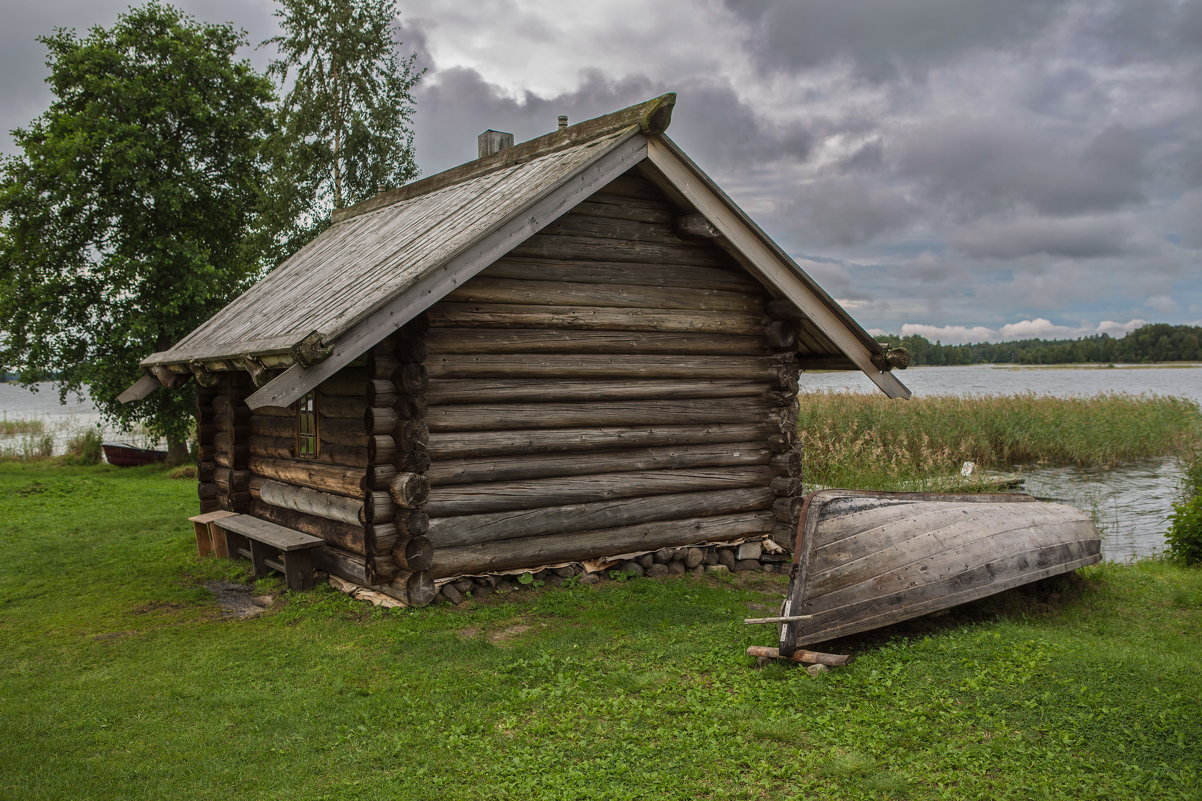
left=798, top=392, right=1202, bottom=489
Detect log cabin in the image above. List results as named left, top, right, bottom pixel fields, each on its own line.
left=121, top=94, right=911, bottom=606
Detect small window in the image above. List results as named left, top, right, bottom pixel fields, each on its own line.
left=296, top=391, right=319, bottom=458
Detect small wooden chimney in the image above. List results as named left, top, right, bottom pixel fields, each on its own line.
left=478, top=129, right=514, bottom=158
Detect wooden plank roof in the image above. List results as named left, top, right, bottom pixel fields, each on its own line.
left=128, top=93, right=910, bottom=404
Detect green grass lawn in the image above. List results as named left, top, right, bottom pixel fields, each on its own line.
left=1, top=463, right=1200, bottom=800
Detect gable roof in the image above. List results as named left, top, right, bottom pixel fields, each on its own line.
left=129, top=94, right=910, bottom=406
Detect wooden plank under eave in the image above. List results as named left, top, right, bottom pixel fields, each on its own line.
left=246, top=133, right=651, bottom=410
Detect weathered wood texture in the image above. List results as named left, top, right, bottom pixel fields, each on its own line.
left=780, top=491, right=1102, bottom=652
left=406, top=177, right=803, bottom=577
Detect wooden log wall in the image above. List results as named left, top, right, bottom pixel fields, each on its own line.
left=204, top=372, right=253, bottom=513
left=421, top=170, right=801, bottom=578
left=196, top=383, right=221, bottom=514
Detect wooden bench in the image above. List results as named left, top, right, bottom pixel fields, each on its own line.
left=189, top=510, right=239, bottom=558
left=192, top=513, right=324, bottom=591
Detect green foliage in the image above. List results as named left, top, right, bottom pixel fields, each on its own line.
left=800, top=392, right=1202, bottom=490
left=61, top=427, right=103, bottom=465
left=267, top=0, right=422, bottom=231
left=1167, top=452, right=1202, bottom=565
left=1, top=464, right=1201, bottom=799
left=0, top=3, right=278, bottom=449
left=878, top=323, right=1202, bottom=365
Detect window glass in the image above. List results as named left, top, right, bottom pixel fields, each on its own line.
left=297, top=391, right=318, bottom=458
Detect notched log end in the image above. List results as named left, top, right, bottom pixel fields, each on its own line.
left=292, top=330, right=333, bottom=367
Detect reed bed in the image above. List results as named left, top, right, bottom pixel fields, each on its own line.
left=798, top=392, right=1202, bottom=490
left=0, top=417, right=45, bottom=436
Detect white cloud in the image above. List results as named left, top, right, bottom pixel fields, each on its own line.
left=899, top=318, right=1150, bottom=344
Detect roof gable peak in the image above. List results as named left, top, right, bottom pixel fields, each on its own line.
left=331, top=93, right=676, bottom=224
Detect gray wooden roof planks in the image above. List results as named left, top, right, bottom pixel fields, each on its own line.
left=127, top=93, right=911, bottom=407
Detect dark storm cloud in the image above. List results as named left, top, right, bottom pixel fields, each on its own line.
left=893, top=119, right=1151, bottom=218
left=410, top=60, right=813, bottom=176
left=950, top=216, right=1137, bottom=260
left=723, top=0, right=1067, bottom=80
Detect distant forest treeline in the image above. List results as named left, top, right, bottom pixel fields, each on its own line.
left=877, top=324, right=1202, bottom=366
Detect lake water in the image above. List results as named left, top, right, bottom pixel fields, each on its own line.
left=801, top=364, right=1202, bottom=562
left=4, top=364, right=1200, bottom=561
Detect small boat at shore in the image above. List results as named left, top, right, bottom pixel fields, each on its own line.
left=777, top=490, right=1101, bottom=654
left=102, top=442, right=168, bottom=467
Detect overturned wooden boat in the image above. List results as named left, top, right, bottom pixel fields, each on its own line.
left=777, top=490, right=1101, bottom=655
left=102, top=442, right=168, bottom=467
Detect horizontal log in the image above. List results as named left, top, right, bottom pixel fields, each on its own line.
left=397, top=396, right=427, bottom=420
left=251, top=415, right=293, bottom=439
left=428, top=303, right=765, bottom=335
left=428, top=487, right=775, bottom=548
left=213, top=431, right=249, bottom=452
left=198, top=483, right=218, bottom=500
left=217, top=491, right=251, bottom=512
left=444, top=277, right=764, bottom=313
left=393, top=363, right=428, bottom=395
left=213, top=467, right=249, bottom=490
left=430, top=511, right=777, bottom=578
left=771, top=449, right=803, bottom=476
left=424, top=328, right=769, bottom=356
left=425, top=353, right=785, bottom=382
left=395, top=509, right=430, bottom=539
left=253, top=405, right=294, bottom=418
left=317, top=368, right=368, bottom=397
left=394, top=337, right=428, bottom=363
left=426, top=467, right=774, bottom=516
left=320, top=418, right=368, bottom=448
left=367, top=434, right=396, bottom=465
left=366, top=406, right=397, bottom=435
left=570, top=197, right=674, bottom=224
left=509, top=233, right=730, bottom=268
left=250, top=500, right=368, bottom=555
left=771, top=476, right=804, bottom=496
left=397, top=450, right=431, bottom=473
left=197, top=460, right=216, bottom=483
left=389, top=570, right=437, bottom=607
left=484, top=257, right=760, bottom=292
left=539, top=213, right=696, bottom=246
left=392, top=536, right=433, bottom=571
left=428, top=441, right=771, bottom=486
left=249, top=436, right=368, bottom=469
left=252, top=477, right=362, bottom=526
left=249, top=456, right=364, bottom=498
left=427, top=422, right=772, bottom=460
left=390, top=472, right=430, bottom=508
left=426, top=398, right=775, bottom=432
left=312, top=545, right=370, bottom=585
left=765, top=320, right=799, bottom=350
left=395, top=420, right=430, bottom=452
left=774, top=497, right=804, bottom=524
left=362, top=492, right=394, bottom=525
left=320, top=396, right=366, bottom=420
left=214, top=451, right=241, bottom=469
left=366, top=552, right=399, bottom=584
left=370, top=352, right=399, bottom=380
left=425, top=379, right=775, bottom=406
left=364, top=463, right=396, bottom=492
left=367, top=379, right=398, bottom=408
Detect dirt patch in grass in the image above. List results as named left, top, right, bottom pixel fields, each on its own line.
left=204, top=580, right=274, bottom=619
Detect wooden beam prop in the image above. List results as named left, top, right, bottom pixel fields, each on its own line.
left=117, top=373, right=161, bottom=404
left=745, top=646, right=851, bottom=667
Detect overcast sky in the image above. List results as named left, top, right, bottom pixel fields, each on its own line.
left=4, top=0, right=1200, bottom=343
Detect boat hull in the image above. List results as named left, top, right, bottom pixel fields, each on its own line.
left=779, top=490, right=1101, bottom=654
left=102, top=443, right=168, bottom=467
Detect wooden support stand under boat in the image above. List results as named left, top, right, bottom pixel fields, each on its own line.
left=775, top=489, right=1102, bottom=656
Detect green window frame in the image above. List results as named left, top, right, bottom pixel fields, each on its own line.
left=296, top=391, right=319, bottom=458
